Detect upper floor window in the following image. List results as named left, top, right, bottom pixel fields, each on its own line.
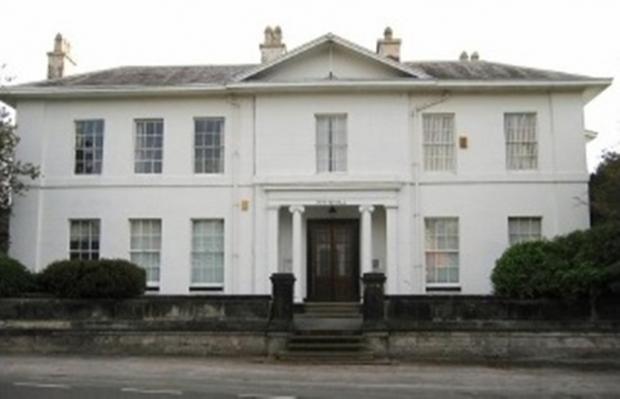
left=130, top=219, right=162, bottom=286
left=425, top=217, right=459, bottom=284
left=74, top=120, right=104, bottom=174
left=69, top=219, right=100, bottom=260
left=316, top=114, right=347, bottom=173
left=194, top=118, right=225, bottom=174
left=191, top=219, right=225, bottom=286
left=134, top=119, right=163, bottom=174
left=423, top=113, right=455, bottom=171
left=504, top=113, right=537, bottom=170
left=508, top=217, right=542, bottom=245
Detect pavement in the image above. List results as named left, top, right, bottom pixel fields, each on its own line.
left=0, top=355, right=619, bottom=398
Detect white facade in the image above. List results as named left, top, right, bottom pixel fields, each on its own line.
left=4, top=33, right=610, bottom=298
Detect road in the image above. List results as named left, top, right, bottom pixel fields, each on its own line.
left=0, top=355, right=619, bottom=398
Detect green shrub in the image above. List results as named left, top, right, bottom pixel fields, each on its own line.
left=0, top=254, right=36, bottom=297
left=492, top=223, right=620, bottom=300
left=491, top=240, right=559, bottom=298
left=39, top=258, right=145, bottom=299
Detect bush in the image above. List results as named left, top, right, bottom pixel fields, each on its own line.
left=492, top=223, right=620, bottom=300
left=0, top=254, right=36, bottom=297
left=39, top=258, right=146, bottom=299
left=491, top=241, right=559, bottom=298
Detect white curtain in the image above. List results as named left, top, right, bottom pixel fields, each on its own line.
left=505, top=113, right=537, bottom=170
left=423, top=114, right=455, bottom=171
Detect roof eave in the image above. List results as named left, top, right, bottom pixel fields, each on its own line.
left=0, top=78, right=612, bottom=100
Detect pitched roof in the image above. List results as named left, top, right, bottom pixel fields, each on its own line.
left=17, top=60, right=599, bottom=89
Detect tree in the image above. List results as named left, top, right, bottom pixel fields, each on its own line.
left=0, top=67, right=41, bottom=252
left=589, top=151, right=620, bottom=226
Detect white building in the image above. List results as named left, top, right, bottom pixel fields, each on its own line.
left=2, top=28, right=611, bottom=300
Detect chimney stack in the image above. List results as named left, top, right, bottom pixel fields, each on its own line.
left=47, top=33, right=76, bottom=79
left=376, top=27, right=401, bottom=61
left=260, top=26, right=286, bottom=63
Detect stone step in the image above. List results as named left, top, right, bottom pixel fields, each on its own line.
left=288, top=334, right=364, bottom=344
left=275, top=351, right=382, bottom=364
left=295, top=313, right=362, bottom=319
left=286, top=342, right=365, bottom=351
left=293, top=317, right=363, bottom=332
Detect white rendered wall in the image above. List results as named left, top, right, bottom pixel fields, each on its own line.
left=9, top=90, right=591, bottom=295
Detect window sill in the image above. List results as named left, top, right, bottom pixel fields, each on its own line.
left=425, top=285, right=461, bottom=293
left=145, top=286, right=160, bottom=292
left=189, top=285, right=223, bottom=292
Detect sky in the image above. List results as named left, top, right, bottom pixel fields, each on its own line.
left=1, top=0, right=618, bottom=170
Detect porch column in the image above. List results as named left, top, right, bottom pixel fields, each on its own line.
left=267, top=206, right=280, bottom=279
left=289, top=205, right=305, bottom=302
left=385, top=205, right=399, bottom=294
left=359, top=205, right=375, bottom=275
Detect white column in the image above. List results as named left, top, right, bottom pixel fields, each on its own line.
left=359, top=205, right=375, bottom=276
left=266, top=206, right=280, bottom=279
left=385, top=205, right=399, bottom=294
left=289, top=205, right=305, bottom=302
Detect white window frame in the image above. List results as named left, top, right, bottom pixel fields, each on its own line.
left=504, top=112, right=538, bottom=171
left=508, top=216, right=542, bottom=246
left=134, top=119, right=164, bottom=174
left=422, top=113, right=456, bottom=172
left=74, top=119, right=105, bottom=175
left=424, top=217, right=460, bottom=287
left=193, top=117, right=225, bottom=174
left=129, top=219, right=162, bottom=287
left=69, top=219, right=100, bottom=260
left=315, top=114, right=347, bottom=173
left=190, top=219, right=225, bottom=289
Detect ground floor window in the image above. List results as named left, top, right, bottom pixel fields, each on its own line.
left=508, top=217, right=542, bottom=245
left=191, top=219, right=224, bottom=286
left=69, top=219, right=100, bottom=260
left=130, top=219, right=162, bottom=285
left=425, top=217, right=459, bottom=284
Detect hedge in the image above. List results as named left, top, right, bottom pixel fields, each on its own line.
left=492, top=222, right=620, bottom=300
left=39, top=258, right=146, bottom=299
left=0, top=254, right=36, bottom=297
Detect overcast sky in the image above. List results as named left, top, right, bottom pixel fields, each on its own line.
left=1, top=0, right=618, bottom=170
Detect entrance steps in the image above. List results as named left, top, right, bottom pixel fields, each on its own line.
left=275, top=302, right=388, bottom=364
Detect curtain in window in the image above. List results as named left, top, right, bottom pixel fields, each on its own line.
left=423, top=114, right=455, bottom=171
left=316, top=115, right=347, bottom=172
left=508, top=217, right=542, bottom=245
left=505, top=113, right=537, bottom=170
left=191, top=220, right=225, bottom=285
left=194, top=118, right=225, bottom=173
left=134, top=119, right=164, bottom=174
left=425, top=218, right=459, bottom=284
left=130, top=219, right=162, bottom=284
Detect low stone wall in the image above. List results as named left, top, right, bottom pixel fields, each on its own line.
left=0, top=296, right=271, bottom=356
left=385, top=295, right=620, bottom=330
left=370, top=295, right=620, bottom=365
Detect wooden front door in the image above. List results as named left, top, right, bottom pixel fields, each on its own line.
left=307, top=220, right=359, bottom=302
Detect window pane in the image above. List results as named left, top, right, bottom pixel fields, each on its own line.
left=423, top=114, right=455, bottom=171
left=508, top=217, right=542, bottom=245
left=191, top=219, right=224, bottom=285
left=130, top=219, right=162, bottom=284
left=316, top=115, right=347, bottom=173
left=69, top=219, right=100, bottom=260
left=425, top=217, right=459, bottom=284
left=134, top=119, right=164, bottom=174
left=505, top=113, right=537, bottom=170
left=74, top=120, right=104, bottom=175
left=194, top=118, right=225, bottom=174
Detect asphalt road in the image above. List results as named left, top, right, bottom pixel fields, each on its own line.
left=1, top=355, right=619, bottom=398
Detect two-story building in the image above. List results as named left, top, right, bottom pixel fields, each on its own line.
left=1, top=28, right=611, bottom=300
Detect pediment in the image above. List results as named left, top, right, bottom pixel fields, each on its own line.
left=238, top=34, right=423, bottom=83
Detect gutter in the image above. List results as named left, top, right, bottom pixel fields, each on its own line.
left=0, top=78, right=612, bottom=102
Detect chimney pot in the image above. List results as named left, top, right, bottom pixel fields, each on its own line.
left=470, top=51, right=480, bottom=61
left=47, top=33, right=76, bottom=79
left=260, top=25, right=286, bottom=63
left=459, top=51, right=469, bottom=61
left=376, top=26, right=401, bottom=61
